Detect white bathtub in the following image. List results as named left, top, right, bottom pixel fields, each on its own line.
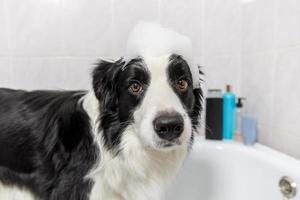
left=166, top=139, right=300, bottom=200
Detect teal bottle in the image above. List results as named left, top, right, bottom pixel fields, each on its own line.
left=222, top=85, right=236, bottom=140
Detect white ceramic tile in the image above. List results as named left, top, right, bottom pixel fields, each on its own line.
left=0, top=0, right=9, bottom=56
left=203, top=0, right=242, bottom=56
left=257, top=123, right=272, bottom=147
left=11, top=57, right=97, bottom=91
left=11, top=58, right=69, bottom=90
left=0, top=58, right=13, bottom=88
left=272, top=47, right=300, bottom=135
left=194, top=56, right=205, bottom=68
left=241, top=0, right=276, bottom=53
left=240, top=52, right=275, bottom=125
left=270, top=126, right=288, bottom=153
left=203, top=54, right=241, bottom=95
left=160, top=0, right=203, bottom=56
left=283, top=133, right=300, bottom=159
left=275, top=0, right=300, bottom=48
left=112, top=0, right=159, bottom=58
left=7, top=0, right=64, bottom=56
left=61, top=0, right=113, bottom=57
left=61, top=57, right=97, bottom=90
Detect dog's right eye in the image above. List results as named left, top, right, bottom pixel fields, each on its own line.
left=175, top=79, right=188, bottom=92
left=128, top=81, right=143, bottom=95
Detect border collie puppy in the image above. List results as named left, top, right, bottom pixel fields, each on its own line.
left=0, top=23, right=203, bottom=200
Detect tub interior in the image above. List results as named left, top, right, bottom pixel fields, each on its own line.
left=166, top=140, right=300, bottom=200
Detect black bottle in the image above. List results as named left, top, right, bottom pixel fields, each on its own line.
left=205, top=89, right=223, bottom=140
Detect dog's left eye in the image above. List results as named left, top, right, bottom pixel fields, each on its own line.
left=128, top=81, right=143, bottom=95
left=176, top=79, right=188, bottom=92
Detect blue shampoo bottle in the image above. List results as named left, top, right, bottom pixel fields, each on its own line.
left=222, top=85, right=236, bottom=140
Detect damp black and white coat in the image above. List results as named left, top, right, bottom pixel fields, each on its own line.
left=0, top=53, right=203, bottom=200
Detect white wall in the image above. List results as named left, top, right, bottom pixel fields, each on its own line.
left=202, top=0, right=242, bottom=96
left=0, top=0, right=299, bottom=159
left=0, top=0, right=187, bottom=90
left=240, top=0, right=300, bottom=159
left=0, top=0, right=240, bottom=92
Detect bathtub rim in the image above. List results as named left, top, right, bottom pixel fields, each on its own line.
left=191, top=137, right=300, bottom=177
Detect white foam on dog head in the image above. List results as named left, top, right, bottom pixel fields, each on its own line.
left=125, top=22, right=200, bottom=88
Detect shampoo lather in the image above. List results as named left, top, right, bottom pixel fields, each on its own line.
left=222, top=85, right=236, bottom=140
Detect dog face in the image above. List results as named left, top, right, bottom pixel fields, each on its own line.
left=93, top=54, right=203, bottom=151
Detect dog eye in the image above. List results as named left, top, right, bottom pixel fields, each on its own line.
left=176, top=79, right=188, bottom=92
left=129, top=82, right=143, bottom=95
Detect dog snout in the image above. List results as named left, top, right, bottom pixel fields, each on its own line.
left=153, top=113, right=184, bottom=141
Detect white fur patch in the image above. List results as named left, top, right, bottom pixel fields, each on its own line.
left=85, top=54, right=191, bottom=200
left=133, top=55, right=192, bottom=150
left=0, top=183, right=35, bottom=200
left=86, top=124, right=187, bottom=200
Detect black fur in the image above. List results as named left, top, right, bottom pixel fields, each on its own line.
left=0, top=89, right=97, bottom=199
left=93, top=58, right=150, bottom=150
left=168, top=54, right=203, bottom=137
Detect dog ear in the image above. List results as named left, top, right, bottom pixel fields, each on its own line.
left=92, top=59, right=125, bottom=149
left=92, top=59, right=124, bottom=110
left=191, top=65, right=204, bottom=131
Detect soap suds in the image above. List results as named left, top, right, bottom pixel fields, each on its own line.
left=125, top=22, right=200, bottom=88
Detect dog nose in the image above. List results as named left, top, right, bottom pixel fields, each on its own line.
left=153, top=113, right=184, bottom=141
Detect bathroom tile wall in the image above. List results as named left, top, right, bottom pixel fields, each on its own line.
left=0, top=0, right=158, bottom=90
left=0, top=0, right=240, bottom=91
left=62, top=0, right=113, bottom=57
left=241, top=0, right=300, bottom=159
left=160, top=0, right=203, bottom=55
left=0, top=0, right=299, bottom=159
left=0, top=0, right=9, bottom=56
left=202, top=0, right=242, bottom=95
left=113, top=0, right=159, bottom=58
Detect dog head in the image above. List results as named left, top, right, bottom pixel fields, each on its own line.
left=92, top=54, right=203, bottom=151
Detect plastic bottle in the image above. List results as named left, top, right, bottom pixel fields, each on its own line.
left=222, top=85, right=236, bottom=140
left=241, top=116, right=257, bottom=145
left=233, top=98, right=245, bottom=142
left=205, top=89, right=223, bottom=140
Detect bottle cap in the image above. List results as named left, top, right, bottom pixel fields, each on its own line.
left=226, top=85, right=231, bottom=92
left=236, top=97, right=246, bottom=108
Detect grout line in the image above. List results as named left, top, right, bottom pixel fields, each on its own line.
left=110, top=0, right=115, bottom=57
left=200, top=0, right=205, bottom=65
left=157, top=0, right=162, bottom=22
left=237, top=1, right=243, bottom=97
left=60, top=0, right=65, bottom=58
left=3, top=0, right=14, bottom=88
left=267, top=0, right=279, bottom=149
left=240, top=43, right=300, bottom=57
